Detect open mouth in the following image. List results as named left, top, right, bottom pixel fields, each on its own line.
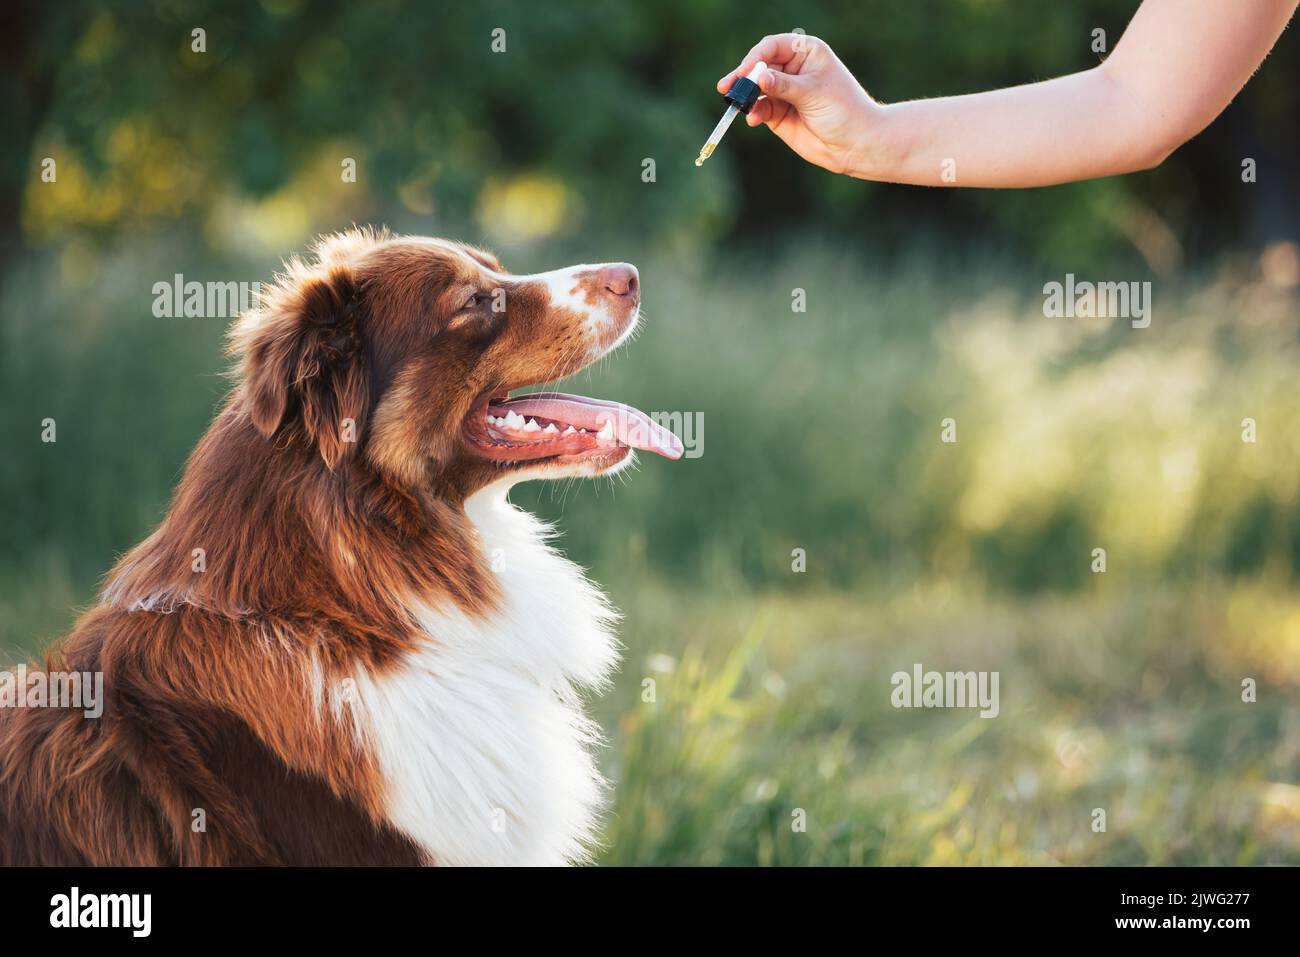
left=465, top=391, right=684, bottom=463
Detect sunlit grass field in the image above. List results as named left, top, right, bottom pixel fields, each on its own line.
left=597, top=581, right=1300, bottom=864
left=3, top=233, right=1299, bottom=864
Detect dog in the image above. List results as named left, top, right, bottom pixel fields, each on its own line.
left=0, top=228, right=682, bottom=865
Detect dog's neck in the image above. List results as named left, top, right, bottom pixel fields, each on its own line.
left=101, top=405, right=498, bottom=623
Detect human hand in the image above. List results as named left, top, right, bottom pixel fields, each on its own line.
left=716, top=33, right=885, bottom=177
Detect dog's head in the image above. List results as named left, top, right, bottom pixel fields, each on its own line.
left=229, top=229, right=682, bottom=496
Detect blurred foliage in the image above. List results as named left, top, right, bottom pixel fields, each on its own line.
left=4, top=0, right=1298, bottom=269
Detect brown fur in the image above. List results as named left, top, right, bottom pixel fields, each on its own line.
left=0, top=229, right=633, bottom=865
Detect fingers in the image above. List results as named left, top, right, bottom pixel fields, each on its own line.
left=716, top=33, right=820, bottom=91
left=717, top=35, right=781, bottom=90
left=756, top=68, right=812, bottom=107
left=748, top=96, right=796, bottom=133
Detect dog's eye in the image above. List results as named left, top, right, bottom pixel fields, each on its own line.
left=446, top=291, right=503, bottom=333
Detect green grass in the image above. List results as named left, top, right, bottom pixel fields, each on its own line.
left=596, top=580, right=1300, bottom=865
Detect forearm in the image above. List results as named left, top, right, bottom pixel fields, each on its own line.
left=849, top=0, right=1296, bottom=189
left=854, top=67, right=1167, bottom=188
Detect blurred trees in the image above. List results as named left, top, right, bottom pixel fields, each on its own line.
left=3, top=0, right=1297, bottom=270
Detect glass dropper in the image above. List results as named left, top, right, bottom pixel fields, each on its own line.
left=695, top=61, right=767, bottom=167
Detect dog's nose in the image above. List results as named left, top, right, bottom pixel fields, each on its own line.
left=600, top=264, right=639, bottom=299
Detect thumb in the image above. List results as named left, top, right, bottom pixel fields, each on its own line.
left=757, top=68, right=812, bottom=106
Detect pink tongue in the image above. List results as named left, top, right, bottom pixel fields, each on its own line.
left=492, top=392, right=684, bottom=460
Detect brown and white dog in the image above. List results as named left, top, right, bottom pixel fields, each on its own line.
left=0, top=228, right=682, bottom=865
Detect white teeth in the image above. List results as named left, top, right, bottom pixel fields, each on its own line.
left=597, top=420, right=614, bottom=440
left=543, top=423, right=559, bottom=433
left=523, top=418, right=540, bottom=432
left=579, top=428, right=588, bottom=434
left=563, top=426, right=576, bottom=435
left=504, top=410, right=525, bottom=428
left=486, top=413, right=493, bottom=422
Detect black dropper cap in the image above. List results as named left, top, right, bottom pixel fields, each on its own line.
left=723, top=74, right=762, bottom=115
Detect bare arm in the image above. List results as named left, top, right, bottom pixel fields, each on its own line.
left=719, top=0, right=1297, bottom=187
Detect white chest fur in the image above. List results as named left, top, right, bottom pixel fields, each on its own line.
left=346, top=483, right=619, bottom=865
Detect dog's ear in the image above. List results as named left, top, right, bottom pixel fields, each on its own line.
left=232, top=265, right=369, bottom=470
